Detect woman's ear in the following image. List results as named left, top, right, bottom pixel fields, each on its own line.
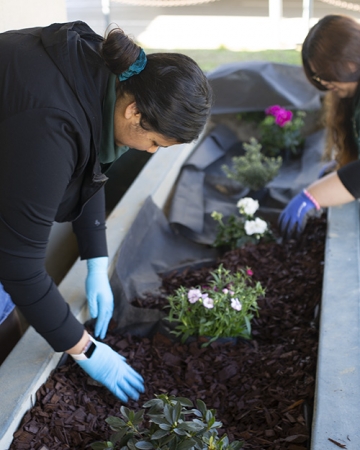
left=124, top=101, right=140, bottom=121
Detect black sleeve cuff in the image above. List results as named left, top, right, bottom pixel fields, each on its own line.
left=338, top=160, right=360, bottom=199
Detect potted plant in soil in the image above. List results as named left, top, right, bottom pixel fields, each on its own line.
left=91, top=394, right=243, bottom=449
left=164, top=264, right=265, bottom=346
left=221, top=138, right=282, bottom=200
left=258, top=105, right=306, bottom=159
left=211, top=197, right=274, bottom=251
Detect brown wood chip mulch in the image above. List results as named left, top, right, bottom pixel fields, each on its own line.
left=10, top=216, right=326, bottom=450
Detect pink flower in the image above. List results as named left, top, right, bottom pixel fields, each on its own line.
left=275, top=109, right=293, bottom=127
left=265, top=105, right=293, bottom=127
left=246, top=269, right=254, bottom=276
left=265, top=105, right=282, bottom=116
left=188, top=289, right=202, bottom=304
left=203, top=296, right=214, bottom=309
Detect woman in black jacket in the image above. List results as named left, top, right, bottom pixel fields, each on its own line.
left=0, top=21, right=212, bottom=400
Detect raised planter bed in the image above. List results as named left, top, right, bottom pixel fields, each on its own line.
left=1, top=62, right=360, bottom=449
left=9, top=215, right=326, bottom=449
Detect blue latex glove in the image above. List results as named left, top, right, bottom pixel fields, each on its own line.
left=86, top=257, right=113, bottom=339
left=278, top=189, right=320, bottom=239
left=76, top=339, right=145, bottom=402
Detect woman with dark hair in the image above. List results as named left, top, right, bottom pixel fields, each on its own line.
left=0, top=21, right=212, bottom=400
left=279, top=14, right=360, bottom=238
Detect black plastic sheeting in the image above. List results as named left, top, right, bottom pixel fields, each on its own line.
left=106, top=62, right=327, bottom=333
left=168, top=124, right=325, bottom=245
left=207, top=60, right=323, bottom=114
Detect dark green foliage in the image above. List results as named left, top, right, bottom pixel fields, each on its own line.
left=91, top=394, right=243, bottom=450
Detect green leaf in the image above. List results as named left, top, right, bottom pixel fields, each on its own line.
left=110, top=429, right=128, bottom=444
left=151, top=429, right=169, bottom=440
left=176, top=397, right=193, bottom=408
left=133, top=409, right=145, bottom=425
left=148, top=415, right=168, bottom=425
left=176, top=438, right=198, bottom=450
left=173, top=428, right=188, bottom=436
left=120, top=406, right=131, bottom=421
left=244, top=315, right=251, bottom=335
left=106, top=416, right=127, bottom=431
left=90, top=442, right=114, bottom=450
left=127, top=439, right=138, bottom=450
left=135, top=441, right=154, bottom=449
left=172, top=401, right=182, bottom=423
left=178, top=421, right=205, bottom=432
left=163, top=404, right=174, bottom=425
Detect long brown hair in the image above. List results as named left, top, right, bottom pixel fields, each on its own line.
left=302, top=14, right=360, bottom=166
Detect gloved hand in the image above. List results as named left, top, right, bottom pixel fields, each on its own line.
left=86, top=257, right=113, bottom=339
left=75, top=339, right=145, bottom=402
left=278, top=189, right=321, bottom=239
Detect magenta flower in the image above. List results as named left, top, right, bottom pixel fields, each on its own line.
left=246, top=269, right=254, bottom=276
left=265, top=105, right=282, bottom=116
left=265, top=104, right=293, bottom=127
left=275, top=108, right=293, bottom=127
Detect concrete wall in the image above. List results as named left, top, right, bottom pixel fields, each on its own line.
left=0, top=0, right=67, bottom=32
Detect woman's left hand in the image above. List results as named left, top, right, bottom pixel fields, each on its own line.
left=86, top=257, right=114, bottom=339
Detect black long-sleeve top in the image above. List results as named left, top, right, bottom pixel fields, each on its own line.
left=0, top=22, right=111, bottom=351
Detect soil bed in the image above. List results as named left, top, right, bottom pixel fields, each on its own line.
left=10, top=216, right=326, bottom=450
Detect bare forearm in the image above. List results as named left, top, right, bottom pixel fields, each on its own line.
left=307, top=172, right=355, bottom=207
left=66, top=330, right=91, bottom=354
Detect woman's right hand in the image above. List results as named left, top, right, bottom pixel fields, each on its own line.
left=74, top=339, right=145, bottom=402
left=278, top=189, right=320, bottom=239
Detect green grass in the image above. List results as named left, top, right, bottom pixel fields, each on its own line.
left=144, top=47, right=302, bottom=72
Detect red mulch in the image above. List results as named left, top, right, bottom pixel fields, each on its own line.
left=10, top=216, right=326, bottom=450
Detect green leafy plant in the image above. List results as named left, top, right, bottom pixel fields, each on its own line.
left=165, top=264, right=264, bottom=345
left=259, top=105, right=306, bottom=157
left=211, top=197, right=274, bottom=250
left=222, top=138, right=282, bottom=191
left=91, top=393, right=243, bottom=450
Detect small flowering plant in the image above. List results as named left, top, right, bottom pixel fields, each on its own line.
left=259, top=105, right=306, bottom=157
left=165, top=264, right=265, bottom=346
left=211, top=197, right=274, bottom=250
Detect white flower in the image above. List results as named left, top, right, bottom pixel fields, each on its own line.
left=244, top=218, right=268, bottom=236
left=222, top=288, right=229, bottom=294
left=231, top=298, right=242, bottom=311
left=237, top=197, right=259, bottom=216
left=188, top=289, right=202, bottom=304
left=203, top=296, right=214, bottom=309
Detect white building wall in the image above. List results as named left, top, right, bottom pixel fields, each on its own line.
left=0, top=0, right=67, bottom=32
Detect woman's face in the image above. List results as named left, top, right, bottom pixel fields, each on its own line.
left=317, top=79, right=358, bottom=98
left=309, top=62, right=358, bottom=98
left=114, top=98, right=180, bottom=153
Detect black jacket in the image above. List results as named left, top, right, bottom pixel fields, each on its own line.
left=0, top=22, right=111, bottom=351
